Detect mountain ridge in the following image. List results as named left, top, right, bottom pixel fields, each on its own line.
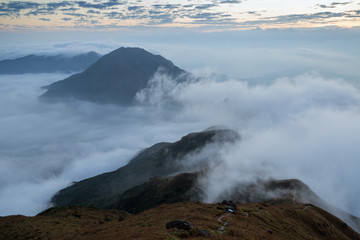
left=0, top=52, right=101, bottom=74
left=51, top=128, right=240, bottom=207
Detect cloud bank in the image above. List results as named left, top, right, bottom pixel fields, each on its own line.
left=0, top=62, right=360, bottom=229
left=0, top=73, right=197, bottom=215
left=139, top=72, right=360, bottom=218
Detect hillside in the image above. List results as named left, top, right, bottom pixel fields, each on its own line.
left=40, top=47, right=187, bottom=105
left=50, top=127, right=360, bottom=232
left=109, top=172, right=320, bottom=214
left=1, top=202, right=359, bottom=240
left=52, top=128, right=239, bottom=208
left=0, top=52, right=101, bottom=74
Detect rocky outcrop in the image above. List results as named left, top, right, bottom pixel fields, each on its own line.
left=166, top=220, right=193, bottom=230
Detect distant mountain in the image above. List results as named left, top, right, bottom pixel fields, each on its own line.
left=52, top=128, right=240, bottom=208
left=0, top=52, right=101, bottom=74
left=40, top=47, right=187, bottom=105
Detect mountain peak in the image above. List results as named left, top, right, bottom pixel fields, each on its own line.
left=40, top=47, right=186, bottom=105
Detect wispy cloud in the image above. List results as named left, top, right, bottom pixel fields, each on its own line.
left=238, top=10, right=360, bottom=28
left=0, top=0, right=124, bottom=18
left=104, top=11, right=123, bottom=19
left=0, top=1, right=40, bottom=17
left=64, top=12, right=87, bottom=17
left=317, top=1, right=353, bottom=9
left=87, top=9, right=100, bottom=14
left=247, top=11, right=262, bottom=16
left=75, top=0, right=125, bottom=10
left=152, top=4, right=180, bottom=10
left=195, top=4, right=217, bottom=10
left=38, top=17, right=50, bottom=21
left=220, top=0, right=242, bottom=3
left=0, top=0, right=359, bottom=30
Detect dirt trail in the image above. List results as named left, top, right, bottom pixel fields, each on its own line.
left=217, top=212, right=231, bottom=233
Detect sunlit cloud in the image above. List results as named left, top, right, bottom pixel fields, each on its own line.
left=0, top=0, right=359, bottom=31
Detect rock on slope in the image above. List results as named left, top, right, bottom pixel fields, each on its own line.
left=40, top=47, right=187, bottom=105
left=0, top=52, right=101, bottom=74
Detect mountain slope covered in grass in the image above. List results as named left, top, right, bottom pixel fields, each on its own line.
left=1, top=202, right=359, bottom=240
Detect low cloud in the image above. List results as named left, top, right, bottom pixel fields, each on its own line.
left=0, top=73, right=197, bottom=215
left=239, top=9, right=360, bottom=28
left=139, top=72, right=360, bottom=219
left=1, top=47, right=360, bottom=233
left=0, top=41, right=119, bottom=61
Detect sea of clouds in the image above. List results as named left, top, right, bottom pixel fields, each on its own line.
left=1, top=69, right=360, bottom=222
left=1, top=33, right=360, bottom=227
left=141, top=72, right=360, bottom=212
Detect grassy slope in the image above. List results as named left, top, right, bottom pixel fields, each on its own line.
left=1, top=202, right=360, bottom=240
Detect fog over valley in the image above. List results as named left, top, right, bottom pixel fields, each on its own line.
left=1, top=42, right=360, bottom=224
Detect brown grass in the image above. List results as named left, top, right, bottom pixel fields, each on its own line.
left=1, top=202, right=359, bottom=240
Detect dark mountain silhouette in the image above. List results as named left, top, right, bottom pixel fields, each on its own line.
left=0, top=52, right=101, bottom=74
left=40, top=47, right=187, bottom=105
left=52, top=128, right=239, bottom=207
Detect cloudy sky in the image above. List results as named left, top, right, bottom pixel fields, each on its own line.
left=0, top=1, right=359, bottom=81
left=0, top=0, right=359, bottom=31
